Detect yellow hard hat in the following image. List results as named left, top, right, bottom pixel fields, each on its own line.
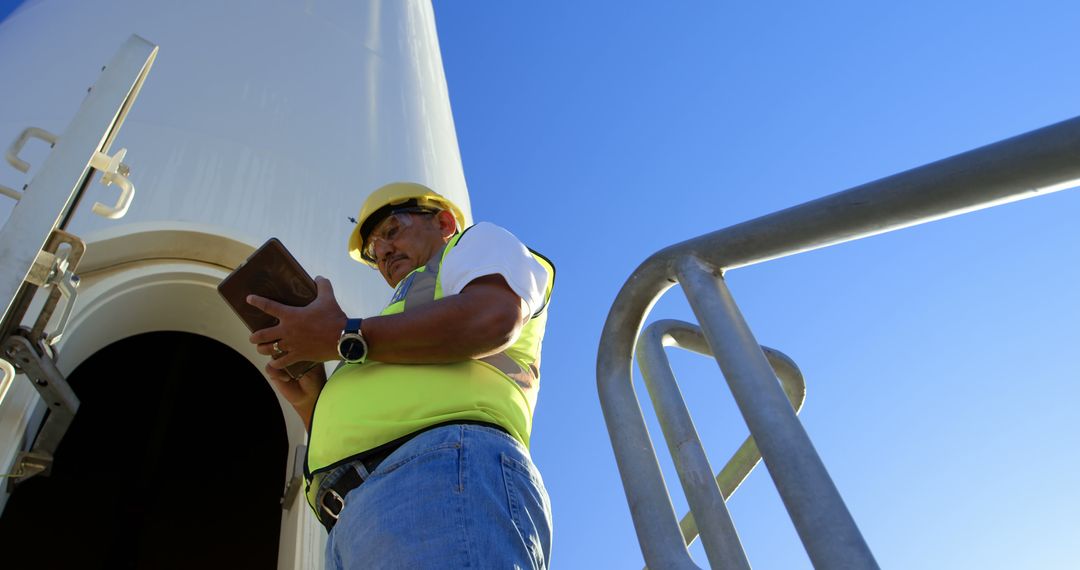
left=348, top=182, right=467, bottom=266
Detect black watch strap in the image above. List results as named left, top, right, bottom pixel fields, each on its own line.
left=344, top=318, right=363, bottom=334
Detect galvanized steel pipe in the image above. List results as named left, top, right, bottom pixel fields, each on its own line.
left=636, top=320, right=806, bottom=557
left=677, top=258, right=877, bottom=568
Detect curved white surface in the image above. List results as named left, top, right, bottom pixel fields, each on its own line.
left=0, top=2, right=469, bottom=567
left=0, top=0, right=471, bottom=317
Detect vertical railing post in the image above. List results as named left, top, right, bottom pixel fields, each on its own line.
left=676, top=256, right=879, bottom=570
left=597, top=259, right=700, bottom=569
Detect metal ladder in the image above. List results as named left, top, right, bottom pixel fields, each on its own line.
left=597, top=116, right=1080, bottom=568
left=0, top=35, right=157, bottom=483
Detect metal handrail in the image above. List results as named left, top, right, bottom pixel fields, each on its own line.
left=635, top=319, right=806, bottom=569
left=597, top=115, right=1080, bottom=568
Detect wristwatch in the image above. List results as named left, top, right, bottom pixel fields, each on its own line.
left=337, top=318, right=368, bottom=364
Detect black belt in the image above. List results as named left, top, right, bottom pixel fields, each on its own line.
left=317, top=445, right=395, bottom=532
left=316, top=421, right=510, bottom=532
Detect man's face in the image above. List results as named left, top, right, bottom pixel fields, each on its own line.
left=367, top=210, right=454, bottom=286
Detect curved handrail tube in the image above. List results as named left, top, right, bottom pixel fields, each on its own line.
left=634, top=319, right=746, bottom=569
left=598, top=115, right=1080, bottom=568
left=653, top=115, right=1080, bottom=274
left=635, top=319, right=805, bottom=568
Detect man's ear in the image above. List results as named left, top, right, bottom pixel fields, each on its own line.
left=436, top=209, right=458, bottom=239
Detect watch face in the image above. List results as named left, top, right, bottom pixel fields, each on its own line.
left=341, top=337, right=366, bottom=361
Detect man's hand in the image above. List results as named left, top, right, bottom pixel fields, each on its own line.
left=263, top=361, right=327, bottom=432
left=248, top=276, right=347, bottom=367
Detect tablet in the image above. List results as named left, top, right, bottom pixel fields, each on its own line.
left=218, top=238, right=320, bottom=380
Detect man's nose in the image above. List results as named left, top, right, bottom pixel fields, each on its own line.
left=374, top=239, right=395, bottom=262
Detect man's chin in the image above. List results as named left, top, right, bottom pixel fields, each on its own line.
left=386, top=260, right=409, bottom=285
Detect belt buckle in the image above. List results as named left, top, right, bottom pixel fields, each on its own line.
left=320, top=488, right=345, bottom=522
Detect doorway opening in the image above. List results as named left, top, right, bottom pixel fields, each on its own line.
left=0, top=331, right=288, bottom=568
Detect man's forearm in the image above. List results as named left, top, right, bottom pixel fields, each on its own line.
left=363, top=276, right=526, bottom=364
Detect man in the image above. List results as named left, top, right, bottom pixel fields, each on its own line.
left=246, top=182, right=554, bottom=569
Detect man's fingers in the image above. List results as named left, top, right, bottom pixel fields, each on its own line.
left=249, top=325, right=284, bottom=345
left=269, top=349, right=299, bottom=370
left=264, top=362, right=292, bottom=383
left=246, top=294, right=287, bottom=343
left=315, top=276, right=335, bottom=300
left=247, top=294, right=285, bottom=318
left=301, top=363, right=328, bottom=383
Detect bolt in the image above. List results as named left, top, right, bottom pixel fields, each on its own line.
left=35, top=379, right=47, bottom=387
left=117, top=163, right=131, bottom=177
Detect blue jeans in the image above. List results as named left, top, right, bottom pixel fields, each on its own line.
left=324, top=424, right=553, bottom=569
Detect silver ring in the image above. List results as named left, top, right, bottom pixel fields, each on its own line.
left=273, top=341, right=283, bottom=355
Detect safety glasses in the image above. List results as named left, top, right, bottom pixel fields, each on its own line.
left=362, top=208, right=437, bottom=262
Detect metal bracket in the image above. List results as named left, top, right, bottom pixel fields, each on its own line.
left=0, top=230, right=85, bottom=482
left=30, top=231, right=84, bottom=346
left=88, top=147, right=134, bottom=219
left=0, top=333, right=79, bottom=483
left=281, top=445, right=307, bottom=509
left=1, top=229, right=86, bottom=349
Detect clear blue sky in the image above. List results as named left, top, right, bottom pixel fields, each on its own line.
left=431, top=2, right=1080, bottom=568
left=2, top=2, right=1078, bottom=568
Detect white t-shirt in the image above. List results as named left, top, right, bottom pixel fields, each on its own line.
left=440, top=222, right=550, bottom=317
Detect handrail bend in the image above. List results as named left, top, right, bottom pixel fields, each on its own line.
left=598, top=115, right=1080, bottom=568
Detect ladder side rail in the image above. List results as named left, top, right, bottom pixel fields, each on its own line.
left=0, top=35, right=157, bottom=482
left=598, top=115, right=1080, bottom=568
left=597, top=256, right=691, bottom=569
left=0, top=35, right=157, bottom=337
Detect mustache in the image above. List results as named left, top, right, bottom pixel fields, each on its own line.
left=382, top=254, right=408, bottom=269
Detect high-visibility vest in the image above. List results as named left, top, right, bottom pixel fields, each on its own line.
left=305, top=229, right=554, bottom=500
